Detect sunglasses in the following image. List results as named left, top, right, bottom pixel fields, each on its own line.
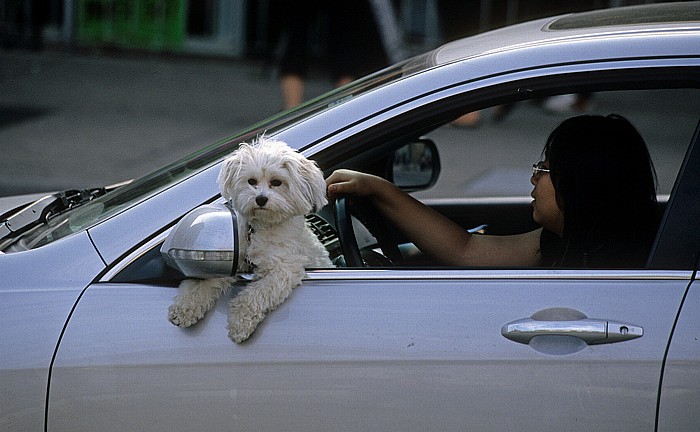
left=532, top=161, right=551, bottom=176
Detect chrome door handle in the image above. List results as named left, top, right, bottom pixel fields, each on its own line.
left=501, top=318, right=643, bottom=345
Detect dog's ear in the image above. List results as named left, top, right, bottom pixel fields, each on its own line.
left=283, top=152, right=328, bottom=213
left=297, top=156, right=328, bottom=212
left=217, top=152, right=242, bottom=201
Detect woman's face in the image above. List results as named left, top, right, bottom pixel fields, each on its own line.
left=530, top=160, right=564, bottom=236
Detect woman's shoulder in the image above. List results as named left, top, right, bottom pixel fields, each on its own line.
left=481, top=228, right=543, bottom=267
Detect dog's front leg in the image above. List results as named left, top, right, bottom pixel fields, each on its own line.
left=168, top=277, right=233, bottom=327
left=227, top=265, right=304, bottom=343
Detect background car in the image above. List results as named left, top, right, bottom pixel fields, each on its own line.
left=1, top=2, right=700, bottom=431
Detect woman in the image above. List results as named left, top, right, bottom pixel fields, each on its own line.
left=326, top=114, right=660, bottom=268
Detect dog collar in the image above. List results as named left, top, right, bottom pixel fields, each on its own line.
left=244, top=224, right=256, bottom=270
left=247, top=224, right=254, bottom=242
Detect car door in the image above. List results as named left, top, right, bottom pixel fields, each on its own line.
left=657, top=280, right=700, bottom=432
left=47, top=270, right=690, bottom=431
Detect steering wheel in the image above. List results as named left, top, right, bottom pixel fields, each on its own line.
left=333, top=196, right=401, bottom=267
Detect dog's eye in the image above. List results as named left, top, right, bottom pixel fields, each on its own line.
left=247, top=179, right=258, bottom=186
left=270, top=179, right=282, bottom=187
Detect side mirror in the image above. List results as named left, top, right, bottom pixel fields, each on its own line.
left=161, top=203, right=239, bottom=278
left=389, top=138, right=440, bottom=191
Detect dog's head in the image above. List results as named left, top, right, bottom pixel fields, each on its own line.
left=217, top=137, right=327, bottom=225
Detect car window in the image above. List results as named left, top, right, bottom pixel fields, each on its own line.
left=323, top=86, right=698, bottom=270
left=113, top=86, right=698, bottom=283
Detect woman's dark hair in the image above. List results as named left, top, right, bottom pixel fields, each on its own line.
left=540, top=114, right=659, bottom=268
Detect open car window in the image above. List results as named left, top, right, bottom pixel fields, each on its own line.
left=112, top=85, right=699, bottom=283
left=325, top=86, right=698, bottom=270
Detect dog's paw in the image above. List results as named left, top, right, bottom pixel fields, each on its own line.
left=168, top=302, right=205, bottom=328
left=227, top=299, right=265, bottom=343
left=167, top=278, right=231, bottom=328
left=227, top=321, right=254, bottom=343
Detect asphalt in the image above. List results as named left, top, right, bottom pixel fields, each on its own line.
left=1, top=49, right=697, bottom=200
left=0, top=49, right=329, bottom=196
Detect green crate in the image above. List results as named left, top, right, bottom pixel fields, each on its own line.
left=76, top=0, right=186, bottom=51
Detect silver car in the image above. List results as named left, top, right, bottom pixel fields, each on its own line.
left=2, top=2, right=700, bottom=431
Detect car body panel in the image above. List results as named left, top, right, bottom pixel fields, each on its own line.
left=658, top=280, right=700, bottom=432
left=0, top=231, right=104, bottom=431
left=49, top=271, right=689, bottom=431
left=435, top=17, right=700, bottom=67
left=87, top=164, right=220, bottom=265
left=0, top=193, right=54, bottom=215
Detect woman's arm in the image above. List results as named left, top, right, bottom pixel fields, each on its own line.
left=326, top=169, right=541, bottom=266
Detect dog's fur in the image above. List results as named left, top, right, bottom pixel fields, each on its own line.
left=168, top=138, right=332, bottom=342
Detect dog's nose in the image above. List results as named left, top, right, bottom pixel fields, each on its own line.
left=255, top=195, right=268, bottom=207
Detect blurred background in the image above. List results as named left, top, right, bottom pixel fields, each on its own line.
left=0, top=0, right=689, bottom=196
left=4, top=1, right=664, bottom=58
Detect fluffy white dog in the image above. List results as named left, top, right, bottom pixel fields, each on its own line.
left=168, top=137, right=332, bottom=343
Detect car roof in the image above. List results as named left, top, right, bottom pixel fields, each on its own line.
left=433, top=2, right=700, bottom=66
left=284, top=2, right=700, bottom=155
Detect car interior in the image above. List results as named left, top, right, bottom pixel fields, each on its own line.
left=313, top=84, right=696, bottom=268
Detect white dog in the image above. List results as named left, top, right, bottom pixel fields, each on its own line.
left=168, top=137, right=332, bottom=342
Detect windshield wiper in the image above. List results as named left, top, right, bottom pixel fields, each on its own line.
left=0, top=188, right=107, bottom=241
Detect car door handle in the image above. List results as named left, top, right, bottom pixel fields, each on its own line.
left=501, top=318, right=643, bottom=345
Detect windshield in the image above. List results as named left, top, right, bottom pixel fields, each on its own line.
left=9, top=54, right=434, bottom=251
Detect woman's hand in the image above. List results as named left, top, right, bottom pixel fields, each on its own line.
left=326, top=169, right=388, bottom=201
